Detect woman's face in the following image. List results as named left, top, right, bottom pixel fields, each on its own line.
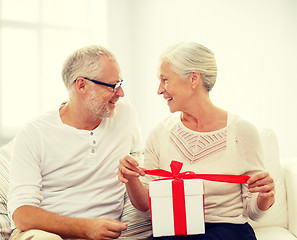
left=157, top=61, right=192, bottom=113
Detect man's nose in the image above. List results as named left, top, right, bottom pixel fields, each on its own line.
left=115, top=86, right=124, bottom=97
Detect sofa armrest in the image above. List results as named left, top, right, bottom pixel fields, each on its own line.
left=283, top=157, right=297, bottom=237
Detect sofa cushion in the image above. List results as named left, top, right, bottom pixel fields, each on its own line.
left=283, top=157, right=297, bottom=237
left=255, top=226, right=297, bottom=240
left=120, top=192, right=152, bottom=239
left=249, top=129, right=288, bottom=229
left=0, top=141, right=13, bottom=239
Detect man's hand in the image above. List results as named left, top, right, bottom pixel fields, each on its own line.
left=86, top=218, right=127, bottom=240
left=248, top=171, right=275, bottom=211
left=118, top=155, right=146, bottom=183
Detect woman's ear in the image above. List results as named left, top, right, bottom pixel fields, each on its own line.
left=75, top=77, right=87, bottom=95
left=189, top=71, right=201, bottom=89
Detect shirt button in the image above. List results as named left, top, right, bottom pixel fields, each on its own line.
left=93, top=140, right=96, bottom=144
left=90, top=132, right=94, bottom=136
left=91, top=149, right=95, bottom=153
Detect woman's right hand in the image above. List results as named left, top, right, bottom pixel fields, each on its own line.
left=118, top=155, right=146, bottom=183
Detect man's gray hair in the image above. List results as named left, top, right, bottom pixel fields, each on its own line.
left=159, top=42, right=217, bottom=91
left=62, top=45, right=116, bottom=90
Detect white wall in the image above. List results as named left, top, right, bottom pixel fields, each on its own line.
left=108, top=0, right=297, bottom=159
left=1, top=0, right=296, bottom=159
left=0, top=0, right=109, bottom=145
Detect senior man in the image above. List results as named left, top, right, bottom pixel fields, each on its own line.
left=8, top=45, right=142, bottom=240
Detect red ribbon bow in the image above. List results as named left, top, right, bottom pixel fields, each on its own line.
left=145, top=160, right=250, bottom=236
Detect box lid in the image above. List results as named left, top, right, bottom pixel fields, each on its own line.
left=149, top=178, right=204, bottom=198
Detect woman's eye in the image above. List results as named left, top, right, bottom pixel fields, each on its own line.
left=159, top=77, right=168, bottom=84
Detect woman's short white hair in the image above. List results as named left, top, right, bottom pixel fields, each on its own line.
left=159, top=42, right=217, bottom=91
left=62, top=45, right=116, bottom=90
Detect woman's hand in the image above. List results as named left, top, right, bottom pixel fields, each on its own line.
left=247, top=172, right=275, bottom=211
left=118, top=155, right=149, bottom=211
left=118, top=155, right=146, bottom=183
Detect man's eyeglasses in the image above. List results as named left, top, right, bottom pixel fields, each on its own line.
left=76, top=77, right=123, bottom=92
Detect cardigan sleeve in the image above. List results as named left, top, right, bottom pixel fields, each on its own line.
left=235, top=117, right=266, bottom=221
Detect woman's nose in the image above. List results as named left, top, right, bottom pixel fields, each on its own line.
left=157, top=82, right=165, bottom=95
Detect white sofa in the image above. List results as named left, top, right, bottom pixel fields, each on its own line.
left=0, top=129, right=296, bottom=240
left=247, top=129, right=297, bottom=240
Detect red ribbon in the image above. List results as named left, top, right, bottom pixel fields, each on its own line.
left=145, top=160, right=250, bottom=236
left=144, top=160, right=251, bottom=183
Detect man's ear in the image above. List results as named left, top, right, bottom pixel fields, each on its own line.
left=75, top=77, right=87, bottom=95
left=189, top=71, right=201, bottom=89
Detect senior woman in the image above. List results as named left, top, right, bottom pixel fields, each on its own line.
left=118, top=42, right=275, bottom=240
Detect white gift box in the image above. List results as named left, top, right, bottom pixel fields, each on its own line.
left=149, top=178, right=205, bottom=237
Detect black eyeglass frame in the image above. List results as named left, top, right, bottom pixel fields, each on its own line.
left=76, top=77, right=123, bottom=92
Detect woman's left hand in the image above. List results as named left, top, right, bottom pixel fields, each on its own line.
left=247, top=172, right=275, bottom=211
